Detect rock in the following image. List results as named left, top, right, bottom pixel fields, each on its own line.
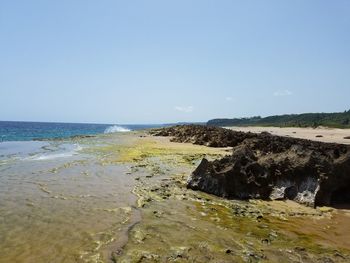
left=150, top=124, right=257, bottom=147
left=256, top=215, right=263, bottom=221
left=316, top=135, right=323, bottom=138
left=261, top=238, right=270, bottom=245
left=334, top=251, right=346, bottom=259
left=154, top=125, right=350, bottom=207
left=344, top=136, right=350, bottom=139
left=294, top=246, right=306, bottom=252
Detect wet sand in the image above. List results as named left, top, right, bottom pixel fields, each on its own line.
left=0, top=134, right=141, bottom=262
left=225, top=126, right=350, bottom=144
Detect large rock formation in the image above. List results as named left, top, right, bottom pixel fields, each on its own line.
left=152, top=125, right=350, bottom=207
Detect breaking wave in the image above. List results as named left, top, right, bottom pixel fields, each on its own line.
left=104, top=125, right=131, bottom=133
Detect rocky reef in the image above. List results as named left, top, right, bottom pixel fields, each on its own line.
left=151, top=124, right=256, bottom=147
left=152, top=125, right=350, bottom=207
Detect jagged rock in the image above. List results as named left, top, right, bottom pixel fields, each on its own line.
left=153, top=125, right=350, bottom=207
left=150, top=125, right=256, bottom=147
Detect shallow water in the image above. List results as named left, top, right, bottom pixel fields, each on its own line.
left=0, top=134, right=139, bottom=262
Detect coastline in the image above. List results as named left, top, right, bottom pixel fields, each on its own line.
left=113, top=131, right=350, bottom=262
left=225, top=126, right=350, bottom=145
left=1, top=129, right=350, bottom=262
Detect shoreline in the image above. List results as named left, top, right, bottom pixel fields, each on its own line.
left=1, top=129, right=350, bottom=262
left=225, top=126, right=350, bottom=145
left=114, top=131, right=350, bottom=262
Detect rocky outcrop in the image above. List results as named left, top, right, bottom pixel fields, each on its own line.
left=152, top=125, right=350, bottom=207
left=150, top=125, right=256, bottom=147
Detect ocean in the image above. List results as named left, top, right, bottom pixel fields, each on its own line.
left=0, top=121, right=163, bottom=142
left=0, top=121, right=166, bottom=262
left=0, top=121, right=164, bottom=163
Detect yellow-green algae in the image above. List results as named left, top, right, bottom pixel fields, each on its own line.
left=88, top=134, right=229, bottom=165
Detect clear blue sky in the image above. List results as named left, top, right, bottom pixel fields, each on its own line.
left=1, top=1, right=349, bottom=124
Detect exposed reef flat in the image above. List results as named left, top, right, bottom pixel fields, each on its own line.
left=108, top=131, right=350, bottom=262
left=152, top=125, right=350, bottom=207
left=3, top=129, right=350, bottom=263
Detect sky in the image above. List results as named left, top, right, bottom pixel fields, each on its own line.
left=1, top=0, right=349, bottom=124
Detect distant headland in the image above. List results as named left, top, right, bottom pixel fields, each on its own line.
left=207, top=110, right=350, bottom=128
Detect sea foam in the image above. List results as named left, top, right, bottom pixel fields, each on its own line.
left=28, top=144, right=82, bottom=161
left=104, top=125, right=131, bottom=133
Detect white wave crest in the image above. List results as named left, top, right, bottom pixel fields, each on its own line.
left=27, top=144, right=82, bottom=161
left=104, top=125, right=131, bottom=133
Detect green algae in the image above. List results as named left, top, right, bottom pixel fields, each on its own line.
left=88, top=136, right=228, bottom=166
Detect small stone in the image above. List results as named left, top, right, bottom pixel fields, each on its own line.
left=269, top=231, right=278, bottom=239
left=294, top=246, right=306, bottom=252
left=261, top=238, right=270, bottom=245
left=334, top=251, right=345, bottom=259
left=256, top=215, right=263, bottom=221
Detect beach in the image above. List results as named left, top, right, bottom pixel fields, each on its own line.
left=1, top=129, right=350, bottom=262
left=0, top=131, right=228, bottom=262
left=105, top=130, right=350, bottom=262
left=2, top=0, right=349, bottom=261
left=226, top=126, right=350, bottom=145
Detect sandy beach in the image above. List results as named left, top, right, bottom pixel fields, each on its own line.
left=225, top=126, right=350, bottom=145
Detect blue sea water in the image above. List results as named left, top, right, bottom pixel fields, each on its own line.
left=0, top=121, right=163, bottom=142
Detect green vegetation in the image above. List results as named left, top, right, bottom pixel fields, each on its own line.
left=207, top=110, right=350, bottom=128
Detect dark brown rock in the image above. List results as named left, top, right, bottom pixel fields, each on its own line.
left=150, top=125, right=257, bottom=147
left=153, top=125, right=350, bottom=207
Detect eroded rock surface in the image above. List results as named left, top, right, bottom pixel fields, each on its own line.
left=152, top=125, right=350, bottom=207
left=151, top=124, right=256, bottom=147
